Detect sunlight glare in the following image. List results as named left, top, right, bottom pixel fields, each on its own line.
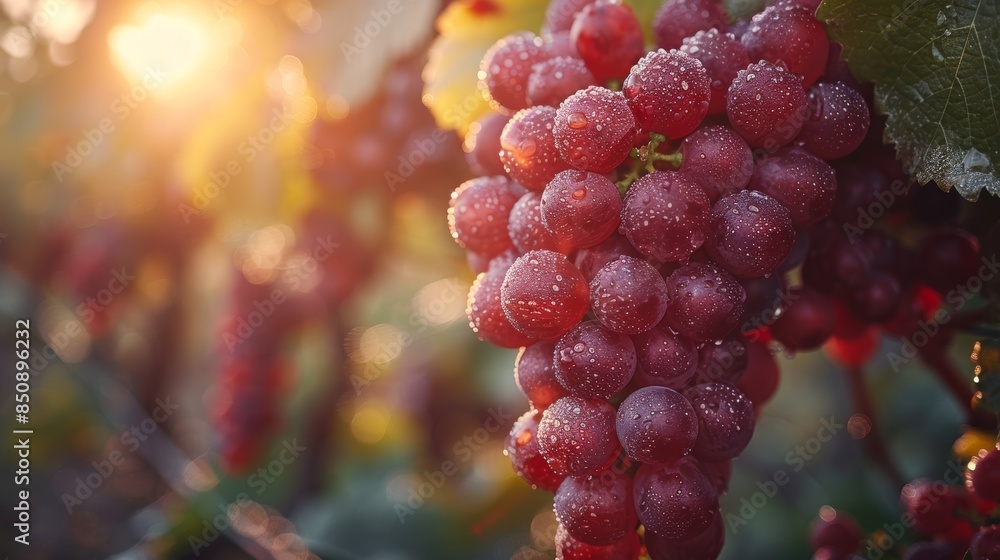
left=108, top=10, right=209, bottom=92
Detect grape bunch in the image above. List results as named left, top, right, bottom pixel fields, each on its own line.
left=443, top=0, right=880, bottom=556
left=804, top=340, right=1000, bottom=560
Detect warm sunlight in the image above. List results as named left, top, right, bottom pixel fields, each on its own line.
left=108, top=9, right=208, bottom=93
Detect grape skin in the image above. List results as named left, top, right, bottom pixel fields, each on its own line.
left=501, top=106, right=572, bottom=191
left=679, top=124, right=755, bottom=201
left=554, top=470, right=638, bottom=546
left=480, top=33, right=549, bottom=113
left=727, top=60, right=808, bottom=149
left=680, top=29, right=751, bottom=114
left=448, top=176, right=520, bottom=257
left=515, top=339, right=570, bottom=410
left=749, top=147, right=837, bottom=227
left=634, top=457, right=719, bottom=540
left=538, top=396, right=620, bottom=476
left=589, top=255, right=670, bottom=335
left=541, top=169, right=622, bottom=249
left=554, top=86, right=637, bottom=174
left=501, top=250, right=590, bottom=340
left=554, top=320, right=636, bottom=400
left=505, top=410, right=567, bottom=492
left=663, top=261, right=746, bottom=342
left=623, top=49, right=711, bottom=139
left=616, top=386, right=698, bottom=464
left=704, top=190, right=796, bottom=278
left=620, top=171, right=711, bottom=264
left=632, top=320, right=699, bottom=389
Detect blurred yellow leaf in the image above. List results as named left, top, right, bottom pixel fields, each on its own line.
left=953, top=428, right=997, bottom=461
left=423, top=0, right=661, bottom=135
left=422, top=0, right=548, bottom=136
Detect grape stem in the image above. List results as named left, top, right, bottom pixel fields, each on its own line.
left=846, top=367, right=905, bottom=487
left=614, top=132, right=682, bottom=195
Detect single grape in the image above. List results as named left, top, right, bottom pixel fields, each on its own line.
left=741, top=3, right=829, bottom=87
left=449, top=176, right=520, bottom=257
left=679, top=124, right=755, bottom=201
left=554, top=86, right=636, bottom=173
left=916, top=229, right=981, bottom=294
left=541, top=170, right=622, bottom=249
left=501, top=250, right=590, bottom=339
left=555, top=320, right=636, bottom=400
left=623, top=49, right=711, bottom=139
left=515, top=339, right=570, bottom=409
left=571, top=0, right=645, bottom=82
left=900, top=480, right=972, bottom=536
left=971, top=526, right=1000, bottom=560
left=967, top=448, right=1000, bottom=503
left=749, top=147, right=837, bottom=227
left=808, top=509, right=862, bottom=557
left=527, top=56, right=599, bottom=107
left=644, top=510, right=724, bottom=560
left=589, top=255, right=670, bottom=335
left=737, top=339, right=781, bottom=407
left=680, top=29, right=751, bottom=114
left=795, top=82, right=871, bottom=160
left=501, top=106, right=572, bottom=191
left=848, top=271, right=902, bottom=323
left=727, top=60, right=808, bottom=148
left=616, top=386, right=698, bottom=464
left=480, top=33, right=548, bottom=113
left=467, top=255, right=536, bottom=348
left=573, top=232, right=643, bottom=281
left=685, top=383, right=755, bottom=461
left=509, top=191, right=569, bottom=253
left=632, top=320, right=699, bottom=389
left=504, top=410, right=567, bottom=492
left=554, top=470, right=638, bottom=546
left=620, top=171, right=711, bottom=263
left=653, top=0, right=727, bottom=50
left=538, top=396, right=620, bottom=476
left=771, top=286, right=835, bottom=351
left=695, top=333, right=749, bottom=385
left=544, top=0, right=600, bottom=35
left=664, top=261, right=746, bottom=342
left=705, top=190, right=796, bottom=278
left=634, top=457, right=719, bottom=540
left=555, top=524, right=642, bottom=560
left=464, top=112, right=509, bottom=176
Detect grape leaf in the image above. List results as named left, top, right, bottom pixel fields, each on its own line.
left=818, top=0, right=1000, bottom=200
left=422, top=0, right=661, bottom=135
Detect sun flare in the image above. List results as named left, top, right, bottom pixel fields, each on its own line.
left=108, top=10, right=208, bottom=92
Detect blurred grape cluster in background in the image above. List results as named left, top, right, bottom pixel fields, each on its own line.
left=0, top=0, right=997, bottom=559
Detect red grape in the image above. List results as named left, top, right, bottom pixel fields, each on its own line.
left=555, top=320, right=636, bottom=400
left=501, top=250, right=590, bottom=339
left=616, top=386, right=698, bottom=464
left=623, top=49, right=711, bottom=139
left=589, top=255, right=670, bottom=335
left=538, top=395, right=620, bottom=476
left=505, top=410, right=568, bottom=491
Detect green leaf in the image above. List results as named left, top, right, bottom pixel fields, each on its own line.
left=964, top=549, right=973, bottom=560
left=818, top=0, right=1000, bottom=200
